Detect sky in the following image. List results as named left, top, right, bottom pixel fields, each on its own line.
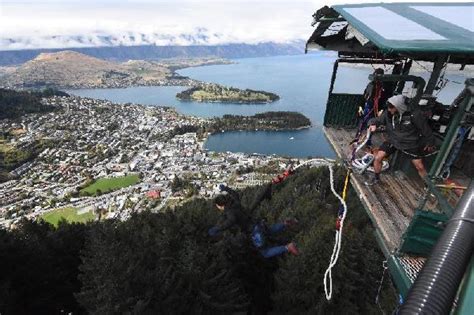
left=0, top=0, right=470, bottom=50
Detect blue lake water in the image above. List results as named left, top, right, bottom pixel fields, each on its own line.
left=69, top=53, right=467, bottom=158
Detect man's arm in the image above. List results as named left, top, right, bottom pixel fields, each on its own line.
left=209, top=211, right=237, bottom=236
left=368, top=111, right=387, bottom=126
left=368, top=111, right=387, bottom=131
left=412, top=111, right=435, bottom=148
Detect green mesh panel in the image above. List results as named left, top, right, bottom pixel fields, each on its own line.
left=323, top=93, right=364, bottom=127
left=400, top=210, right=448, bottom=256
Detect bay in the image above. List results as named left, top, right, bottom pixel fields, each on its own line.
left=69, top=53, right=349, bottom=158
left=68, top=53, right=466, bottom=158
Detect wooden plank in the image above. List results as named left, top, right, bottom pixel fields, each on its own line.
left=324, top=127, right=352, bottom=159
left=325, top=128, right=399, bottom=250
left=394, top=171, right=425, bottom=208
left=382, top=175, right=416, bottom=218
left=368, top=175, right=409, bottom=233
left=350, top=173, right=399, bottom=251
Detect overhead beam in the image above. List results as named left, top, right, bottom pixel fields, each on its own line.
left=424, top=55, right=448, bottom=95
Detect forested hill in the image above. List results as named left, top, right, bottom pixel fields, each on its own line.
left=212, top=111, right=311, bottom=132
left=176, top=83, right=280, bottom=103
left=0, top=88, right=67, bottom=119
left=0, top=166, right=397, bottom=314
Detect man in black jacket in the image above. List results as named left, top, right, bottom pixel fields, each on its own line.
left=366, top=95, right=436, bottom=185
left=208, top=184, right=299, bottom=258
left=208, top=185, right=251, bottom=235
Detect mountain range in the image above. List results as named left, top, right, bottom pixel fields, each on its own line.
left=0, top=41, right=305, bottom=66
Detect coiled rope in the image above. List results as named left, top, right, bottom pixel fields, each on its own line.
left=323, top=167, right=350, bottom=300
left=273, top=158, right=351, bottom=301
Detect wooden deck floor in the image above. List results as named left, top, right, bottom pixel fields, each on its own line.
left=324, top=127, right=426, bottom=253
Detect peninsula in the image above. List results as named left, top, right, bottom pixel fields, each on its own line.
left=0, top=51, right=232, bottom=90
left=176, top=83, right=280, bottom=103
left=170, top=111, right=311, bottom=140
left=212, top=111, right=311, bottom=131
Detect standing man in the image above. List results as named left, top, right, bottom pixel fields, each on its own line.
left=366, top=95, right=436, bottom=185
left=357, top=68, right=394, bottom=145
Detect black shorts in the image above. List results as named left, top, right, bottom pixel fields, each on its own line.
left=379, top=142, right=427, bottom=160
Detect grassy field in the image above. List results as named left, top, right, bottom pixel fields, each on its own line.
left=80, top=174, right=140, bottom=196
left=41, top=207, right=95, bottom=226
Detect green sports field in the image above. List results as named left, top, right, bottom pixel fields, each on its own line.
left=41, top=207, right=95, bottom=226
left=80, top=174, right=140, bottom=196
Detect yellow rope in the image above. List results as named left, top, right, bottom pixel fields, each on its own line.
left=341, top=170, right=351, bottom=200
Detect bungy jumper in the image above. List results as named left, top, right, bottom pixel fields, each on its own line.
left=213, top=158, right=351, bottom=300
left=306, top=2, right=474, bottom=312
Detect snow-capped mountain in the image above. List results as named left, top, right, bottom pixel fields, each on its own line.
left=0, top=1, right=313, bottom=65
left=1, top=28, right=246, bottom=51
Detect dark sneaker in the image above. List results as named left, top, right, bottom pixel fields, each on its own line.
left=286, top=242, right=300, bottom=256
left=365, top=175, right=380, bottom=186
left=284, top=218, right=299, bottom=228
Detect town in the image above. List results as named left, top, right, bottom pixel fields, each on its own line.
left=0, top=95, right=324, bottom=228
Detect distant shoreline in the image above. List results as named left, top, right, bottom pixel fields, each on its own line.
left=0, top=52, right=235, bottom=90
left=210, top=125, right=311, bottom=133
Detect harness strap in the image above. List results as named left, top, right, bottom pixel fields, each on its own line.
left=400, top=149, right=439, bottom=159
left=373, top=81, right=383, bottom=117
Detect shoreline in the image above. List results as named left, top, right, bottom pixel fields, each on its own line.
left=0, top=55, right=234, bottom=91
left=210, top=124, right=312, bottom=134
left=3, top=60, right=235, bottom=91
left=1, top=78, right=201, bottom=92
left=176, top=98, right=275, bottom=104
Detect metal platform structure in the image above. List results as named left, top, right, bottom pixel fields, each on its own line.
left=306, top=2, right=474, bottom=312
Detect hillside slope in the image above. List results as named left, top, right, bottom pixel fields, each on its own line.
left=0, top=51, right=176, bottom=89
left=0, top=166, right=397, bottom=314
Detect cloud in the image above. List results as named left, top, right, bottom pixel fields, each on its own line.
left=0, top=0, right=468, bottom=50
left=0, top=1, right=317, bottom=50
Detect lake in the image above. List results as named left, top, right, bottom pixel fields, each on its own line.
left=69, top=53, right=467, bottom=158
